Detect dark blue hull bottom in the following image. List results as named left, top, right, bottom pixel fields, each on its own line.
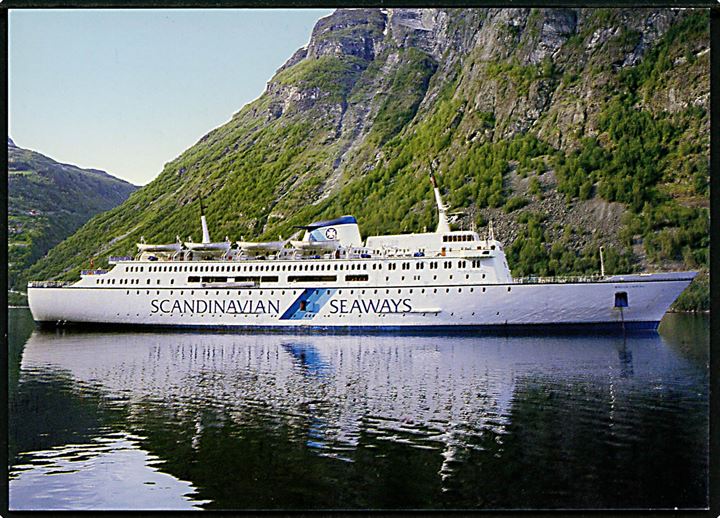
left=36, top=320, right=661, bottom=336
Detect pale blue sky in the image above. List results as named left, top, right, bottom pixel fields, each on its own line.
left=9, top=9, right=333, bottom=185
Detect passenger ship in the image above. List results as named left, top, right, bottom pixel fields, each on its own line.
left=28, top=176, right=695, bottom=332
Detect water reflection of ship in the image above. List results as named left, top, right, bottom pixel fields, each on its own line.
left=18, top=331, right=678, bottom=486
left=14, top=325, right=707, bottom=508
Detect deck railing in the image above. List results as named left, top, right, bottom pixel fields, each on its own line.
left=108, top=255, right=133, bottom=262
left=81, top=269, right=109, bottom=276
left=27, top=280, right=74, bottom=288
left=514, top=274, right=606, bottom=285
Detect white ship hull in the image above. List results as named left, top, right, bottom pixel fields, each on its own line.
left=28, top=270, right=694, bottom=332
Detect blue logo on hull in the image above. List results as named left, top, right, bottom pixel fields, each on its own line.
left=280, top=288, right=337, bottom=320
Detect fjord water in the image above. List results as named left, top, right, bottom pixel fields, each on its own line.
left=8, top=308, right=708, bottom=510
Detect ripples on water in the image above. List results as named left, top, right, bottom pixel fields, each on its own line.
left=8, top=309, right=709, bottom=510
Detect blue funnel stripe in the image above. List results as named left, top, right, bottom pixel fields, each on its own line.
left=300, top=215, right=357, bottom=231
left=280, top=288, right=337, bottom=320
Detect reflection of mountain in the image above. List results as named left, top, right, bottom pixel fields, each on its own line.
left=14, top=327, right=708, bottom=509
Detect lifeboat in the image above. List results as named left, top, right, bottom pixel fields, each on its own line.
left=290, top=239, right=340, bottom=251
left=236, top=240, right=285, bottom=253
left=184, top=239, right=231, bottom=253
left=136, top=236, right=182, bottom=253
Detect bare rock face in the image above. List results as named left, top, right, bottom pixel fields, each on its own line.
left=388, top=8, right=449, bottom=60
left=528, top=9, right=578, bottom=64
left=472, top=8, right=530, bottom=62
left=306, top=9, right=387, bottom=61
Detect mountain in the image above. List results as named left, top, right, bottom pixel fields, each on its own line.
left=8, top=140, right=137, bottom=293
left=22, top=8, right=709, bottom=309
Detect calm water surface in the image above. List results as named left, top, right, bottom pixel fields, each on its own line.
left=8, top=308, right=709, bottom=510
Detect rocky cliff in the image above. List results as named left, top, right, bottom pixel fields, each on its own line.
left=23, top=8, right=709, bottom=308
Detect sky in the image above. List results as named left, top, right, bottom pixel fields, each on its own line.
left=9, top=9, right=334, bottom=186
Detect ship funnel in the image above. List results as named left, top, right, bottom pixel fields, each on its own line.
left=429, top=171, right=450, bottom=233
left=199, top=195, right=211, bottom=243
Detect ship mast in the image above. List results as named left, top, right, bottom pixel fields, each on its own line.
left=429, top=170, right=450, bottom=234
left=199, top=194, right=211, bottom=244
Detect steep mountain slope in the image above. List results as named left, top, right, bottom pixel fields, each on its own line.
left=24, top=8, right=709, bottom=309
left=8, top=138, right=137, bottom=292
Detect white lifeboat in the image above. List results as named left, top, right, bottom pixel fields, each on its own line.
left=136, top=236, right=182, bottom=253
left=184, top=238, right=231, bottom=253
left=236, top=240, right=285, bottom=252
left=290, top=239, right=340, bottom=251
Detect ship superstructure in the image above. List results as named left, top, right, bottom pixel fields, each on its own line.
left=28, top=176, right=695, bottom=331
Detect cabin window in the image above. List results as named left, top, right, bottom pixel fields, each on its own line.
left=261, top=276, right=279, bottom=283
left=615, top=292, right=629, bottom=308
left=288, top=275, right=337, bottom=282
left=346, top=275, right=368, bottom=282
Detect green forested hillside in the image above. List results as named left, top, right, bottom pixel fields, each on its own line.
left=22, top=8, right=709, bottom=309
left=8, top=138, right=137, bottom=295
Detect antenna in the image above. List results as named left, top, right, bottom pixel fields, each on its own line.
left=429, top=163, right=450, bottom=234
left=488, top=220, right=495, bottom=241
left=198, top=193, right=211, bottom=243
left=600, top=245, right=606, bottom=277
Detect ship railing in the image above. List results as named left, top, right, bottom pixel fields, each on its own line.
left=81, top=269, right=109, bottom=276
left=27, top=280, right=74, bottom=288
left=108, top=255, right=133, bottom=263
left=514, top=274, right=606, bottom=285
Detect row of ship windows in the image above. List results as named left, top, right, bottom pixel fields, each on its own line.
left=122, top=286, right=510, bottom=296
left=123, top=259, right=484, bottom=275
left=442, top=234, right=476, bottom=242
left=97, top=272, right=489, bottom=285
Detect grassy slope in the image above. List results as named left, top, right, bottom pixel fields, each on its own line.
left=8, top=143, right=137, bottom=290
